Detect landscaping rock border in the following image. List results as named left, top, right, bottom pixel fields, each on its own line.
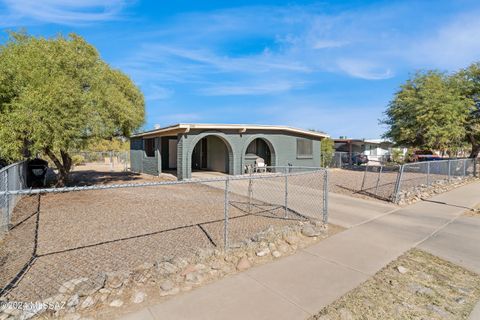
left=396, top=177, right=478, bottom=205
left=0, top=221, right=331, bottom=320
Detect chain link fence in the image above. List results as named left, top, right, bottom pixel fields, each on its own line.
left=70, top=151, right=130, bottom=172
left=0, top=167, right=327, bottom=303
left=394, top=158, right=478, bottom=202
left=359, top=165, right=401, bottom=201
left=355, top=158, right=478, bottom=202
left=0, top=161, right=27, bottom=235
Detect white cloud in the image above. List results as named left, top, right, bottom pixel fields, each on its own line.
left=408, top=11, right=480, bottom=69
left=116, top=1, right=480, bottom=98
left=199, top=81, right=302, bottom=96
left=144, top=85, right=173, bottom=101
left=337, top=58, right=394, bottom=80
left=0, top=0, right=127, bottom=25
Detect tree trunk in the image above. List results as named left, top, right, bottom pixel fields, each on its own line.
left=44, top=148, right=71, bottom=186
left=467, top=133, right=480, bottom=158
left=470, top=144, right=480, bottom=158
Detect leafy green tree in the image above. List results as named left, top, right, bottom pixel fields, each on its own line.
left=320, top=137, right=335, bottom=167
left=382, top=71, right=471, bottom=153
left=454, top=62, right=480, bottom=157
left=0, top=32, right=144, bottom=185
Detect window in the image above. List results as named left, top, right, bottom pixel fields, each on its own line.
left=296, top=138, right=313, bottom=158
left=144, top=138, right=155, bottom=157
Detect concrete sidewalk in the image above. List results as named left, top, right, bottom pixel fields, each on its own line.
left=119, top=182, right=480, bottom=320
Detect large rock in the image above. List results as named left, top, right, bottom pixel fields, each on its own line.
left=66, top=294, right=80, bottom=307
left=80, top=296, right=95, bottom=309
left=76, top=274, right=106, bottom=296
left=131, top=291, right=146, bottom=304
left=301, top=224, right=323, bottom=237
left=109, top=299, right=124, bottom=307
left=160, top=279, right=175, bottom=292
left=283, top=234, right=298, bottom=245
left=156, top=261, right=178, bottom=276
left=105, top=271, right=130, bottom=289
left=236, top=257, right=251, bottom=271
left=58, top=278, right=89, bottom=294
left=255, top=248, right=270, bottom=257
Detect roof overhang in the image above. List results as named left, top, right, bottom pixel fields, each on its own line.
left=131, top=123, right=329, bottom=139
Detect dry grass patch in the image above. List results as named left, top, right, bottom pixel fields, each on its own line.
left=464, top=204, right=480, bottom=217
left=310, top=249, right=480, bottom=320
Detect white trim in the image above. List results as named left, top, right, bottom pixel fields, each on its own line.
left=132, top=123, right=329, bottom=139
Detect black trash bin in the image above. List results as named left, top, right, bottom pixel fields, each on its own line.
left=27, top=158, right=49, bottom=188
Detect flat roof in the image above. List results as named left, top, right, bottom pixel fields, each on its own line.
left=334, top=138, right=392, bottom=145
left=131, top=123, right=329, bottom=139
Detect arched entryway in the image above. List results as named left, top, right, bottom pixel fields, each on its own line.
left=191, top=135, right=232, bottom=174
left=243, top=137, right=276, bottom=172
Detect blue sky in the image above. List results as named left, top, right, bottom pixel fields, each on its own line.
left=1, top=0, right=480, bottom=138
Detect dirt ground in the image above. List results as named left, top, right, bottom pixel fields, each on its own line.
left=1, top=168, right=319, bottom=302
left=310, top=249, right=480, bottom=320
left=328, top=167, right=474, bottom=203
left=68, top=163, right=176, bottom=186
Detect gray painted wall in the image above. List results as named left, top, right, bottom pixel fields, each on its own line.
left=207, top=135, right=228, bottom=173
left=130, top=137, right=160, bottom=176
left=131, top=129, right=322, bottom=179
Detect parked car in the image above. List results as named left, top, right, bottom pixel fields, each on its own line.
left=352, top=154, right=369, bottom=165
left=340, top=153, right=369, bottom=166
left=411, top=150, right=442, bottom=162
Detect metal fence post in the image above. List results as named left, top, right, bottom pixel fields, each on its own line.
left=475, top=158, right=478, bottom=177
left=427, top=162, right=431, bottom=186
left=5, top=169, right=10, bottom=230
left=374, top=166, right=383, bottom=196
left=224, top=178, right=230, bottom=249
left=393, top=164, right=405, bottom=203
left=248, top=167, right=253, bottom=212
left=284, top=168, right=288, bottom=218
left=360, top=165, right=368, bottom=191
left=323, top=169, right=329, bottom=224
left=447, top=160, right=451, bottom=181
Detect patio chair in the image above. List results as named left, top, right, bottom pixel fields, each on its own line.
left=255, top=157, right=267, bottom=173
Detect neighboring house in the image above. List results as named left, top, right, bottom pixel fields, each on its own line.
left=334, top=138, right=395, bottom=164
left=130, top=123, right=328, bottom=180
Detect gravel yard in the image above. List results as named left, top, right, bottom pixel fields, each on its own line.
left=328, top=166, right=476, bottom=203
left=311, top=249, right=480, bottom=319
left=0, top=173, right=313, bottom=302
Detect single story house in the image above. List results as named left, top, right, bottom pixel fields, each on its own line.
left=130, top=123, right=328, bottom=180
left=334, top=138, right=394, bottom=164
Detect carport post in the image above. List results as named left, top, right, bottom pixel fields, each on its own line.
left=284, top=168, right=288, bottom=218
left=224, top=178, right=230, bottom=249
